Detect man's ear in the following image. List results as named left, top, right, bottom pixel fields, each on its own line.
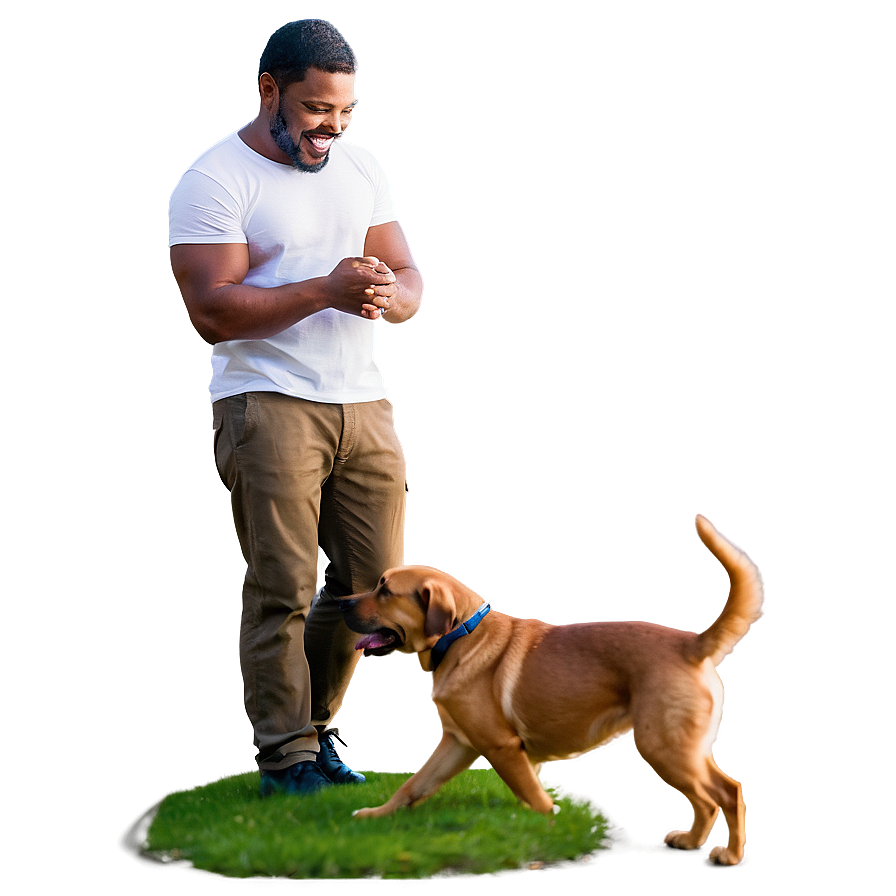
left=258, top=72, right=279, bottom=109
left=421, top=578, right=456, bottom=640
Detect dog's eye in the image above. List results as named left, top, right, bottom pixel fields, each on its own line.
left=380, top=576, right=386, bottom=586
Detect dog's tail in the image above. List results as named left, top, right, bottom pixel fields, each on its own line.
left=693, top=515, right=764, bottom=666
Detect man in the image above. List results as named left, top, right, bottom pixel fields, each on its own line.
left=168, top=19, right=422, bottom=796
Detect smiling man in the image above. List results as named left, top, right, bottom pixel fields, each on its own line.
left=168, top=20, right=422, bottom=797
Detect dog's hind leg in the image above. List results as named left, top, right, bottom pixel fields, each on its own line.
left=637, top=744, right=745, bottom=865
left=635, top=717, right=719, bottom=849
left=703, top=758, right=745, bottom=865
left=658, top=763, right=721, bottom=852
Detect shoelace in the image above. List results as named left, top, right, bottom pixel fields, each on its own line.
left=319, top=727, right=349, bottom=758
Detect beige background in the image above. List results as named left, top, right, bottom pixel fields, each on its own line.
left=4, top=1, right=892, bottom=892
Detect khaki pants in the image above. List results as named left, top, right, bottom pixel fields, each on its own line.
left=213, top=392, right=406, bottom=770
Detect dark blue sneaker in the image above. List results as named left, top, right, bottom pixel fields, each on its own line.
left=316, top=729, right=366, bottom=784
left=259, top=760, right=333, bottom=797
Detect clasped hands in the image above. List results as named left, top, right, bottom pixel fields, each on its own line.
left=328, top=256, right=397, bottom=320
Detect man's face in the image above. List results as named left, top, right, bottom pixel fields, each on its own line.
left=268, top=68, right=357, bottom=172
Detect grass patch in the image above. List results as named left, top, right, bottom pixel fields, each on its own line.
left=144, top=768, right=609, bottom=878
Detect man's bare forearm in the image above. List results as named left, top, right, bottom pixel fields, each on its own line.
left=381, top=266, right=423, bottom=324
left=188, top=278, right=329, bottom=344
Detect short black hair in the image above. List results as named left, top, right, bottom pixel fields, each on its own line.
left=258, top=19, right=356, bottom=90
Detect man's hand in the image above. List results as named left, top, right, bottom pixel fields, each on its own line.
left=326, top=256, right=396, bottom=319
left=361, top=259, right=398, bottom=319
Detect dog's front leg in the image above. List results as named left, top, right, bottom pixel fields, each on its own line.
left=353, top=732, right=480, bottom=819
left=483, top=742, right=555, bottom=814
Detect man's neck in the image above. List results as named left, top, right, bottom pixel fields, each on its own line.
left=239, top=116, right=291, bottom=165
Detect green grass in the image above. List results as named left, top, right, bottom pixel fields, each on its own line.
left=144, top=768, right=609, bottom=878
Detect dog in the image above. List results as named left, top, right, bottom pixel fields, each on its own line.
left=338, top=515, right=762, bottom=865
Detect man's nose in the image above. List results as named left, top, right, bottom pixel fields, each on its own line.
left=324, top=110, right=343, bottom=133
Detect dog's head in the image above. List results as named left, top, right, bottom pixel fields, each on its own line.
left=339, top=566, right=482, bottom=667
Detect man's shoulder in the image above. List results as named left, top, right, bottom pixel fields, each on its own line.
left=169, top=133, right=253, bottom=236
left=172, top=131, right=272, bottom=206
left=331, top=141, right=390, bottom=190
left=333, top=140, right=384, bottom=170
left=184, top=131, right=247, bottom=174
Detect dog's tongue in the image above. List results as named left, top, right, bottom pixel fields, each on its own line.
left=355, top=632, right=393, bottom=653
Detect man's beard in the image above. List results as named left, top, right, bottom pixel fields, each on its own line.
left=269, top=105, right=333, bottom=173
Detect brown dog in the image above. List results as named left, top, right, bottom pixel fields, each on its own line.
left=339, top=515, right=762, bottom=865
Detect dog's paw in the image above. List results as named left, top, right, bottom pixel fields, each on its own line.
left=709, top=846, right=742, bottom=866
left=352, top=806, right=389, bottom=818
left=664, top=830, right=701, bottom=851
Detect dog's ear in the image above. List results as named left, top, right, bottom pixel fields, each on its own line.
left=420, top=578, right=457, bottom=639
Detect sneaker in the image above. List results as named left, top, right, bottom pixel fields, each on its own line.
left=259, top=760, right=333, bottom=797
left=316, top=729, right=366, bottom=784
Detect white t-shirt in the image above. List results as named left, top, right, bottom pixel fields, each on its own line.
left=168, top=132, right=396, bottom=403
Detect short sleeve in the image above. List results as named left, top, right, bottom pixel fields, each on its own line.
left=168, top=169, right=248, bottom=247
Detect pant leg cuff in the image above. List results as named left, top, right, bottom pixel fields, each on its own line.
left=257, top=750, right=318, bottom=771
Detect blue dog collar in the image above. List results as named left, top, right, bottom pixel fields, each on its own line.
left=429, top=603, right=491, bottom=671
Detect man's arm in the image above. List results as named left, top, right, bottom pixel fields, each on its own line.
left=363, top=221, right=423, bottom=324
left=170, top=242, right=400, bottom=344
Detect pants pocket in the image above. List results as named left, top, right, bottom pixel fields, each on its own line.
left=212, top=394, right=258, bottom=489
